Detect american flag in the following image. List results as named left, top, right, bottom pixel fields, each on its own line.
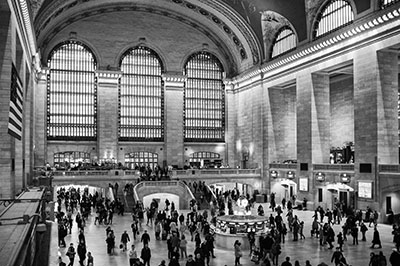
left=8, top=64, right=23, bottom=140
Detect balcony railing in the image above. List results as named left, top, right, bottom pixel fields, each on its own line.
left=173, top=168, right=261, bottom=178
left=379, top=164, right=400, bottom=173
left=313, top=164, right=354, bottom=171
left=269, top=163, right=297, bottom=169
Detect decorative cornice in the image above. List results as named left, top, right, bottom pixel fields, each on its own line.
left=95, top=70, right=122, bottom=86
left=232, top=5, right=400, bottom=86
left=162, top=73, right=187, bottom=88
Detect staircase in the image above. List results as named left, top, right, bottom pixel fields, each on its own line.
left=190, top=185, right=216, bottom=211
left=122, top=185, right=136, bottom=212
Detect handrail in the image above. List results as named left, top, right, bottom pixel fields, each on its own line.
left=206, top=185, right=217, bottom=201
left=179, top=181, right=196, bottom=201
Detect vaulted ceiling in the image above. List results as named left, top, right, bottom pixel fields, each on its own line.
left=28, top=0, right=373, bottom=75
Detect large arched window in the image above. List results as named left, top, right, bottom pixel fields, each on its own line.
left=271, top=26, right=297, bottom=59
left=184, top=52, right=225, bottom=142
left=119, top=46, right=164, bottom=141
left=313, top=0, right=354, bottom=39
left=47, top=41, right=97, bottom=140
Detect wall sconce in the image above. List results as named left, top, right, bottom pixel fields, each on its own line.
left=315, top=172, right=325, bottom=182
left=340, top=173, right=351, bottom=183
left=270, top=170, right=278, bottom=178
left=287, top=171, right=295, bottom=179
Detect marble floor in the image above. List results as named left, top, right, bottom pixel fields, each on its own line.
left=49, top=204, right=397, bottom=266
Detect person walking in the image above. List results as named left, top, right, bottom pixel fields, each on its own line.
left=179, top=234, right=188, bottom=259
left=86, top=252, right=93, bottom=266
left=121, top=230, right=130, bottom=252
left=186, top=254, right=196, bottom=266
left=129, top=244, right=138, bottom=266
left=371, top=227, right=382, bottom=249
left=281, top=256, right=292, bottom=266
left=389, top=249, right=400, bottom=265
left=77, top=241, right=86, bottom=266
left=141, top=243, right=152, bottom=266
left=141, top=230, right=151, bottom=246
left=234, top=240, right=242, bottom=266
left=361, top=221, right=368, bottom=241
left=331, top=248, right=343, bottom=266
left=66, top=243, right=76, bottom=266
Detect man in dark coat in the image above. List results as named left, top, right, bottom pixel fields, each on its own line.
left=390, top=249, right=400, bottom=266
left=77, top=241, right=86, bottom=266
left=371, top=227, right=382, bottom=248
left=141, top=244, right=151, bottom=266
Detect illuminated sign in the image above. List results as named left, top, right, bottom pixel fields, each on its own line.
left=299, top=178, right=308, bottom=191
left=358, top=181, right=373, bottom=199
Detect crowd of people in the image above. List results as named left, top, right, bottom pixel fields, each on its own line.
left=55, top=184, right=400, bottom=266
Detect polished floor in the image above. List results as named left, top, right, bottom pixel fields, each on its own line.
left=50, top=204, right=397, bottom=266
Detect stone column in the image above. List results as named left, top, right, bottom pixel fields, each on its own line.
left=162, top=73, right=186, bottom=168
left=354, top=49, right=399, bottom=208
left=296, top=71, right=330, bottom=204
left=95, top=70, right=122, bottom=162
left=33, top=69, right=47, bottom=167
left=224, top=82, right=236, bottom=166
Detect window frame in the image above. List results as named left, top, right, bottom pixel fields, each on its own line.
left=313, top=0, right=355, bottom=40
left=46, top=40, right=98, bottom=141
left=183, top=51, right=225, bottom=143
left=270, top=26, right=297, bottom=59
left=118, top=46, right=165, bottom=142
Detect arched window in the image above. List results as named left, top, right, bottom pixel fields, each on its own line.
left=47, top=41, right=97, bottom=140
left=271, top=26, right=297, bottom=59
left=381, top=0, right=400, bottom=9
left=53, top=151, right=91, bottom=169
left=314, top=0, right=354, bottom=39
left=189, top=151, right=221, bottom=168
left=119, top=47, right=164, bottom=141
left=124, top=152, right=158, bottom=170
left=184, top=52, right=225, bottom=142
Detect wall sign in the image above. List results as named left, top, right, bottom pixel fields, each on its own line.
left=299, top=178, right=308, bottom=191
left=358, top=181, right=373, bottom=199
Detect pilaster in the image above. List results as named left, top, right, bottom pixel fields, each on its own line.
left=224, top=82, right=236, bottom=167
left=354, top=48, right=399, bottom=207
left=162, top=73, right=186, bottom=167
left=95, top=70, right=122, bottom=162
left=0, top=8, right=14, bottom=197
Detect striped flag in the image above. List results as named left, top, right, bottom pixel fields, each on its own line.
left=8, top=64, right=24, bottom=140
